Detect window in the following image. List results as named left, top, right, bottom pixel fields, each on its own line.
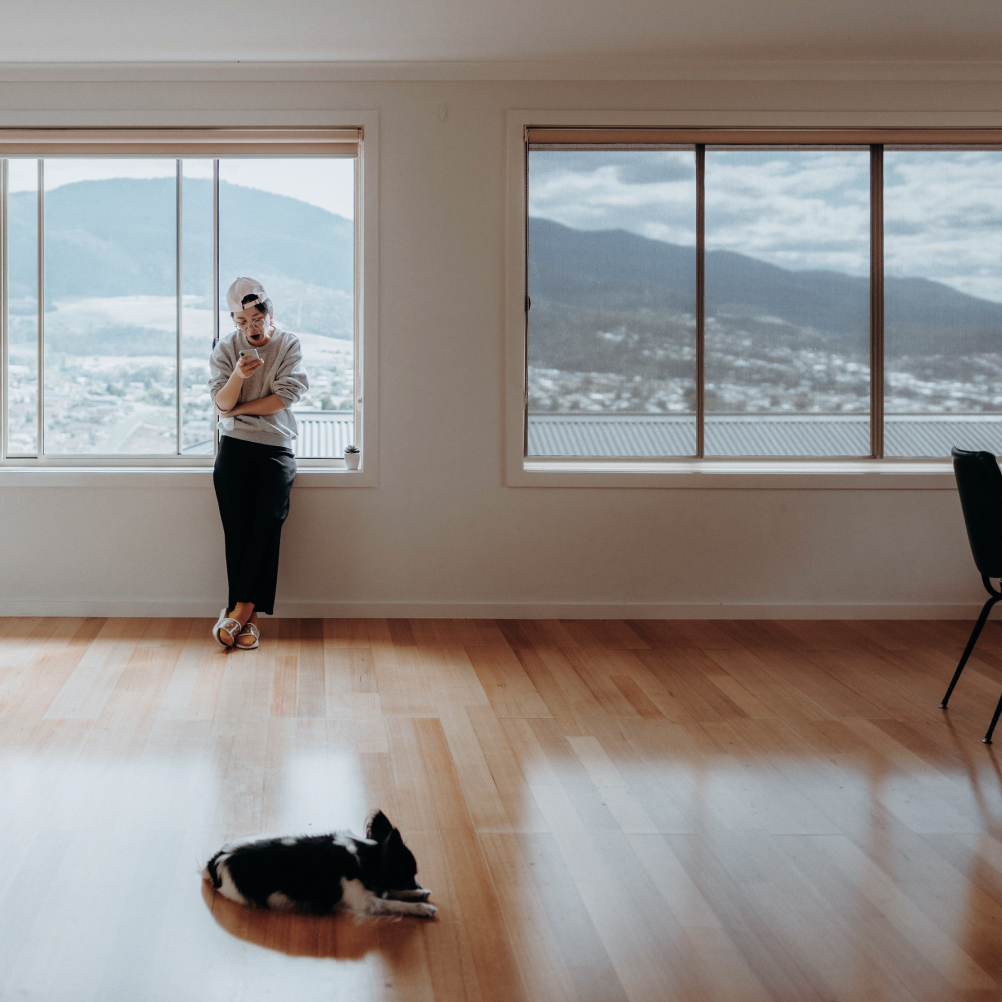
left=1, top=128, right=362, bottom=466
left=522, top=129, right=1002, bottom=462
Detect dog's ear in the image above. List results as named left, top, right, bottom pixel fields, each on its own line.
left=379, top=827, right=406, bottom=866
left=378, top=827, right=418, bottom=890
left=367, top=810, right=394, bottom=843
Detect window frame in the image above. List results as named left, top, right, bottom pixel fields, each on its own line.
left=505, top=111, right=1002, bottom=489
left=0, top=124, right=379, bottom=486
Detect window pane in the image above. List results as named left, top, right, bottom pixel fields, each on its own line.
left=217, top=159, right=355, bottom=459
left=884, top=151, right=1002, bottom=457
left=42, top=159, right=177, bottom=455
left=6, top=160, right=39, bottom=456
left=704, top=150, right=871, bottom=457
left=526, top=148, right=698, bottom=457
left=181, top=161, right=215, bottom=455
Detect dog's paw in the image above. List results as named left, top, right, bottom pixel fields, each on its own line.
left=414, top=903, right=438, bottom=918
left=385, top=887, right=434, bottom=901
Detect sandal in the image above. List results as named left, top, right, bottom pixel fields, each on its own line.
left=212, top=608, right=243, bottom=648
left=235, top=622, right=260, bottom=650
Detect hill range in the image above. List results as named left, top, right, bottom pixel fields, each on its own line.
left=529, top=217, right=1002, bottom=364
left=6, top=177, right=353, bottom=339
left=5, top=179, right=999, bottom=365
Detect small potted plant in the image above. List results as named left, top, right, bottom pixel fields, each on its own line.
left=344, top=444, right=361, bottom=470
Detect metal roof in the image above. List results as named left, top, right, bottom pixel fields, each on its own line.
left=293, top=409, right=1002, bottom=460
left=704, top=414, right=869, bottom=458
left=883, top=417, right=1002, bottom=459
left=293, top=410, right=355, bottom=459
left=526, top=412, right=1002, bottom=458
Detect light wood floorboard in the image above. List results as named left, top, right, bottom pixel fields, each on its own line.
left=4, top=617, right=1002, bottom=999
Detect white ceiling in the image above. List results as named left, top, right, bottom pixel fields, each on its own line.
left=3, top=0, right=1001, bottom=63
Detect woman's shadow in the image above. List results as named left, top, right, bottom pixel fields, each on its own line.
left=200, top=880, right=425, bottom=960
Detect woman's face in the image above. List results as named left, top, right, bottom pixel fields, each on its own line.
left=233, top=306, right=274, bottom=345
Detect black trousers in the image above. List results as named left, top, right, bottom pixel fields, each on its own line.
left=213, top=436, right=297, bottom=617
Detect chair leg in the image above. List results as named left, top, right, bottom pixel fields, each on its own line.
left=986, top=692, right=1002, bottom=744
left=941, top=594, right=999, bottom=708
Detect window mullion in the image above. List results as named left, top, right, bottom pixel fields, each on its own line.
left=212, top=158, right=219, bottom=456
left=355, top=150, right=363, bottom=461
left=523, top=136, right=529, bottom=459
left=870, top=145, right=884, bottom=459
left=1, top=159, right=6, bottom=461
left=696, top=144, right=705, bottom=459
left=37, top=159, right=44, bottom=458
left=175, top=160, right=182, bottom=456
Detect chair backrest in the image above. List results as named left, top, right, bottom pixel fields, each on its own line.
left=952, top=447, right=1002, bottom=578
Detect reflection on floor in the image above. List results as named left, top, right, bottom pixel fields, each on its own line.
left=4, top=616, right=1002, bottom=1000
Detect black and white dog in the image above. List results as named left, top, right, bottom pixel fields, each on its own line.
left=203, top=811, right=437, bottom=919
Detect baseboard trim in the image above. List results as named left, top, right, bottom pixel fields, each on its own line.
left=0, top=599, right=994, bottom=620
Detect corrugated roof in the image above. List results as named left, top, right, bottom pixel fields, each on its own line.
left=529, top=413, right=698, bottom=457
left=291, top=409, right=1002, bottom=460
left=703, top=415, right=870, bottom=457
left=293, top=410, right=354, bottom=459
left=884, top=418, right=1002, bottom=458
left=526, top=412, right=1002, bottom=458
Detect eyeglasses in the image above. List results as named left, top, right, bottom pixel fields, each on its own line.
left=235, top=314, right=270, bottom=328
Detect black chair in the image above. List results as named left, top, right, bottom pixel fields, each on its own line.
left=940, top=447, right=1002, bottom=742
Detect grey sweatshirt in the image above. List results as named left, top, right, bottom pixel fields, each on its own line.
left=208, top=328, right=309, bottom=449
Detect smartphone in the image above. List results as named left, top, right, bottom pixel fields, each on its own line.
left=238, top=349, right=260, bottom=360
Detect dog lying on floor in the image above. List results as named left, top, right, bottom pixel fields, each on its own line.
left=203, top=811, right=437, bottom=919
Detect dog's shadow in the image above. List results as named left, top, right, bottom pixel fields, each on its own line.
left=201, top=880, right=424, bottom=959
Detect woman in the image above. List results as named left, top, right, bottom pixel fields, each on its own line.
left=208, top=278, right=309, bottom=649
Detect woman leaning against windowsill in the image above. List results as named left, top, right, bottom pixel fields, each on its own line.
left=207, top=278, right=309, bottom=650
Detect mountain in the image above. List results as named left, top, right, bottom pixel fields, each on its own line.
left=6, top=183, right=998, bottom=362
left=529, top=217, right=1002, bottom=358
left=6, top=176, right=354, bottom=311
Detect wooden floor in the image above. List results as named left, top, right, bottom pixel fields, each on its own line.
left=6, top=618, right=1002, bottom=1000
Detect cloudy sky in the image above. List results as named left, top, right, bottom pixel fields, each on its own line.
left=6, top=157, right=355, bottom=219
left=529, top=148, right=1002, bottom=302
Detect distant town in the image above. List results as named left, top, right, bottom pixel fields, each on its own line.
left=8, top=305, right=999, bottom=456
left=528, top=313, right=1002, bottom=416
left=6, top=329, right=353, bottom=456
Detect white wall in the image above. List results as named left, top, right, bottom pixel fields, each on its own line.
left=0, top=66, right=997, bottom=618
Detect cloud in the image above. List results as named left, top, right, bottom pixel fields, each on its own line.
left=884, top=151, right=1002, bottom=301
left=704, top=151, right=870, bottom=277
left=529, top=148, right=1002, bottom=303
left=529, top=150, right=697, bottom=244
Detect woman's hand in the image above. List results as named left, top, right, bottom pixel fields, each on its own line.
left=234, top=355, right=264, bottom=379
left=214, top=356, right=263, bottom=412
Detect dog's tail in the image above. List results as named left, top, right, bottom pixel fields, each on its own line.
left=203, top=850, right=226, bottom=889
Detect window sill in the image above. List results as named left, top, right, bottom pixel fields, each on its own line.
left=512, top=458, right=957, bottom=489
left=0, top=466, right=376, bottom=488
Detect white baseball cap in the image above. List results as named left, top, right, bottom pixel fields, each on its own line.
left=226, top=277, right=269, bottom=314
